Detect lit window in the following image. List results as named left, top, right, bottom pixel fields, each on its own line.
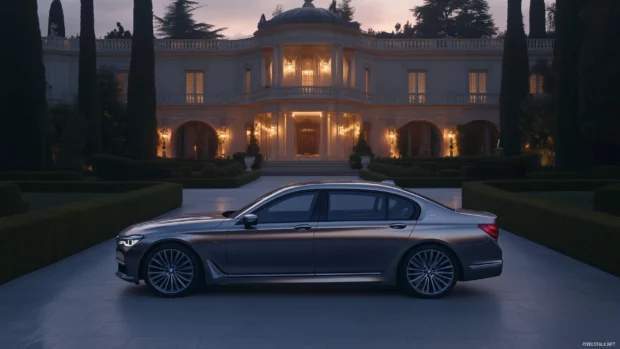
left=408, top=71, right=426, bottom=103
left=469, top=70, right=487, bottom=103
left=530, top=74, right=544, bottom=94
left=364, top=68, right=371, bottom=93
left=245, top=69, right=251, bottom=94
left=116, top=71, right=127, bottom=103
left=301, top=57, right=314, bottom=87
left=185, top=71, right=204, bottom=104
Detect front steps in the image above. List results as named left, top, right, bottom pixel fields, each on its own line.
left=260, top=160, right=358, bottom=176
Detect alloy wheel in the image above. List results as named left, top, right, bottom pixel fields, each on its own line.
left=147, top=249, right=194, bottom=295
left=406, top=249, right=455, bottom=296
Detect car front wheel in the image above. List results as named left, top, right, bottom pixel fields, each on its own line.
left=399, top=245, right=458, bottom=299
left=143, top=243, right=202, bottom=297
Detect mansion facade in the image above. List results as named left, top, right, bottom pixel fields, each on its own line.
left=42, top=0, right=554, bottom=161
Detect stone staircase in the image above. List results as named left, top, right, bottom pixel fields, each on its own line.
left=260, top=160, right=359, bottom=176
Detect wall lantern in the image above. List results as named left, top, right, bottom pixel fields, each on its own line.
left=338, top=124, right=345, bottom=136
left=447, top=130, right=455, bottom=157
left=387, top=128, right=396, bottom=144
left=158, top=128, right=170, bottom=158
left=218, top=126, right=228, bottom=140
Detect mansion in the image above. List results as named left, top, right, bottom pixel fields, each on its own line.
left=42, top=0, right=554, bottom=161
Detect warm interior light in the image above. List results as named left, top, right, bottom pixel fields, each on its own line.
left=269, top=125, right=276, bottom=136
left=447, top=131, right=454, bottom=139
left=246, top=130, right=251, bottom=136
left=338, top=125, right=345, bottom=136
left=302, top=70, right=313, bottom=75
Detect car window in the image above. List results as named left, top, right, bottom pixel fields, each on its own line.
left=388, top=195, right=417, bottom=220
left=253, top=191, right=319, bottom=224
left=327, top=190, right=387, bottom=221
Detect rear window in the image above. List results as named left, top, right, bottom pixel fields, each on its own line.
left=405, top=189, right=456, bottom=211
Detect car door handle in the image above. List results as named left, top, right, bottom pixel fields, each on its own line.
left=293, top=224, right=312, bottom=231
left=389, top=223, right=407, bottom=229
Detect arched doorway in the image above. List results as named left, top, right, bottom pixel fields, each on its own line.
left=173, top=121, right=218, bottom=159
left=456, top=120, right=499, bottom=156
left=397, top=121, right=442, bottom=157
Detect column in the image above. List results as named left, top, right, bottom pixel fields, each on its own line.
left=260, top=51, right=266, bottom=87
left=336, top=46, right=343, bottom=87
left=272, top=46, right=279, bottom=88
left=331, top=45, right=337, bottom=87
left=286, top=114, right=295, bottom=159
left=320, top=113, right=328, bottom=160
left=277, top=45, right=284, bottom=87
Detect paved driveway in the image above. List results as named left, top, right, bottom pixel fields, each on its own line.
left=1, top=176, right=619, bottom=349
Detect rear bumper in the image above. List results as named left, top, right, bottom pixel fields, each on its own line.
left=463, top=260, right=503, bottom=281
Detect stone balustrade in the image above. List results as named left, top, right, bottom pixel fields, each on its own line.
left=42, top=37, right=554, bottom=53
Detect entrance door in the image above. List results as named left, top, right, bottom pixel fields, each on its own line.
left=296, top=119, right=319, bottom=155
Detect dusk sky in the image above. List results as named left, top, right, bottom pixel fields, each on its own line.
left=38, top=0, right=535, bottom=39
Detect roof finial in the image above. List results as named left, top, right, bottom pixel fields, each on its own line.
left=302, top=0, right=315, bottom=8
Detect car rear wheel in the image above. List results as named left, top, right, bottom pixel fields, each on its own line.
left=143, top=243, right=202, bottom=297
left=399, top=245, right=458, bottom=299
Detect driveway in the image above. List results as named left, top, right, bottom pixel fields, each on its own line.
left=1, top=176, right=618, bottom=349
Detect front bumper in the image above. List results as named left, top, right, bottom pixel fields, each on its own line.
left=115, top=238, right=146, bottom=284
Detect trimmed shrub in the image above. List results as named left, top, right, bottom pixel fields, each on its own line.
left=462, top=180, right=620, bottom=277
left=0, top=182, right=182, bottom=284
left=369, top=163, right=433, bottom=177
left=349, top=153, right=375, bottom=169
left=592, top=166, right=620, bottom=178
left=0, top=183, right=29, bottom=217
left=594, top=184, right=620, bottom=216
left=90, top=154, right=173, bottom=180
left=438, top=169, right=462, bottom=177
left=172, top=170, right=260, bottom=188
left=200, top=162, right=244, bottom=178
left=462, top=165, right=526, bottom=179
left=526, top=171, right=585, bottom=179
left=0, top=171, right=83, bottom=181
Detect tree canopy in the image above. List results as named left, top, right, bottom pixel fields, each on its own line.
left=154, top=0, right=226, bottom=39
left=410, top=0, right=498, bottom=38
left=328, top=0, right=355, bottom=22
left=48, top=0, right=65, bottom=37
left=529, top=0, right=546, bottom=38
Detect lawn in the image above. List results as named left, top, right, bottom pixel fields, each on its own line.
left=521, top=191, right=594, bottom=211
left=21, top=192, right=116, bottom=211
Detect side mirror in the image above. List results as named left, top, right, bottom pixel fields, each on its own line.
left=242, top=214, right=258, bottom=228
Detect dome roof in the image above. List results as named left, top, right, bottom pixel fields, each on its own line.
left=257, top=0, right=360, bottom=30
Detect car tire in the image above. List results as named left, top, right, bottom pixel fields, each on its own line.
left=143, top=243, right=203, bottom=298
left=398, top=244, right=459, bottom=299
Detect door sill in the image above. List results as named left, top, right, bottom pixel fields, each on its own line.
left=207, top=261, right=383, bottom=284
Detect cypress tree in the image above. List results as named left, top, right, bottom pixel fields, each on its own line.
left=499, top=0, right=530, bottom=156
left=529, top=0, right=546, bottom=38
left=553, top=0, right=588, bottom=170
left=127, top=0, right=157, bottom=160
left=78, top=0, right=101, bottom=155
left=48, top=0, right=66, bottom=37
left=0, top=0, right=48, bottom=170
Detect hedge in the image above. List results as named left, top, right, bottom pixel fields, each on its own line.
left=0, top=182, right=182, bottom=284
left=0, top=171, right=83, bottom=181
left=168, top=170, right=261, bottom=188
left=358, top=170, right=466, bottom=188
left=594, top=184, right=620, bottom=216
left=0, top=182, right=29, bottom=217
left=462, top=180, right=620, bottom=277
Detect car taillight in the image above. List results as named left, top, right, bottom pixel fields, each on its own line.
left=478, top=223, right=499, bottom=239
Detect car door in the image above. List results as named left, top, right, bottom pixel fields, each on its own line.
left=314, top=190, right=420, bottom=274
left=226, top=190, right=320, bottom=275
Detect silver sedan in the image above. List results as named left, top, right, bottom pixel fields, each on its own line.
left=115, top=180, right=502, bottom=298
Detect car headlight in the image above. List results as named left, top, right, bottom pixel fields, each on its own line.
left=117, top=234, right=144, bottom=247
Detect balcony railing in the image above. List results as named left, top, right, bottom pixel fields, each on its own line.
left=154, top=88, right=501, bottom=106
left=42, top=37, right=554, bottom=53
left=358, top=38, right=554, bottom=51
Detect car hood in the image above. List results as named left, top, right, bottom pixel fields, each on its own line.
left=118, top=212, right=229, bottom=236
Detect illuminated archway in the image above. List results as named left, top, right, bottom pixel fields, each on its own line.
left=397, top=121, right=442, bottom=157
left=172, top=121, right=218, bottom=159
left=456, top=120, right=499, bottom=156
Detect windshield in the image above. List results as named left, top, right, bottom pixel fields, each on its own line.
left=405, top=189, right=456, bottom=211
left=230, top=187, right=285, bottom=218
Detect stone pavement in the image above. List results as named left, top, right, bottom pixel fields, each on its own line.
left=0, top=176, right=619, bottom=349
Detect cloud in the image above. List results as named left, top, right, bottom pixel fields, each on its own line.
left=37, top=0, right=531, bottom=39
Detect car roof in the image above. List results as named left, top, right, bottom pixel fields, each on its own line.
left=281, top=180, right=401, bottom=191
